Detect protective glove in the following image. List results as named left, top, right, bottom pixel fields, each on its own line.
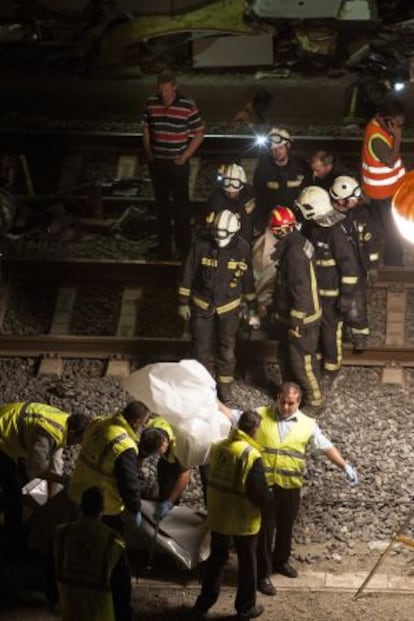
left=247, top=310, right=261, bottom=330
left=344, top=463, right=359, bottom=486
left=178, top=305, right=191, bottom=321
left=122, top=510, right=143, bottom=529
left=154, top=500, right=174, bottom=522
left=367, top=269, right=378, bottom=286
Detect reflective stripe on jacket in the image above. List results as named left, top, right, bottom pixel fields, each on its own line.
left=54, top=517, right=124, bottom=621
left=256, top=406, right=315, bottom=489
left=0, top=402, right=68, bottom=461
left=361, top=118, right=405, bottom=199
left=68, top=414, right=138, bottom=515
left=207, top=428, right=262, bottom=535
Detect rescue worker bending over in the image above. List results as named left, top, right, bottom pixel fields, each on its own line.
left=266, top=206, right=323, bottom=409
left=329, top=175, right=380, bottom=352
left=310, top=150, right=351, bottom=191
left=193, top=411, right=270, bottom=621
left=296, top=186, right=360, bottom=386
left=178, top=209, right=258, bottom=403
left=54, top=486, right=132, bottom=621
left=253, top=127, right=312, bottom=232
left=0, top=401, right=89, bottom=551
left=138, top=417, right=192, bottom=521
left=68, top=401, right=149, bottom=532
left=205, top=163, right=256, bottom=244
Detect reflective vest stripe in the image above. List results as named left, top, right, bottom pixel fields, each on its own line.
left=362, top=159, right=403, bottom=173
left=17, top=403, right=66, bottom=450
left=361, top=169, right=405, bottom=186
left=262, top=447, right=305, bottom=459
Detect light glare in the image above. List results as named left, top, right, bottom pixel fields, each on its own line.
left=393, top=82, right=405, bottom=92
left=392, top=206, right=414, bottom=243
left=256, top=135, right=267, bottom=146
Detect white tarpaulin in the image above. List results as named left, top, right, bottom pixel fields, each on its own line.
left=122, top=359, right=231, bottom=467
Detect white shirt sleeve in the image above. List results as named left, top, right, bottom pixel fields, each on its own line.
left=309, top=423, right=333, bottom=452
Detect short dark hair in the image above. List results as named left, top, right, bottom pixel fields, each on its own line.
left=312, top=150, right=334, bottom=167
left=279, top=381, right=302, bottom=399
left=378, top=98, right=405, bottom=119
left=238, top=410, right=261, bottom=435
left=158, top=69, right=176, bottom=85
left=123, top=401, right=149, bottom=425
left=67, top=413, right=90, bottom=438
left=139, top=427, right=168, bottom=457
left=81, top=486, right=104, bottom=516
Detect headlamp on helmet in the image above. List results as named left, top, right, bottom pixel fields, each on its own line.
left=269, top=206, right=296, bottom=238
left=213, top=209, right=241, bottom=247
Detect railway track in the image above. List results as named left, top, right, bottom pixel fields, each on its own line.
left=0, top=259, right=413, bottom=370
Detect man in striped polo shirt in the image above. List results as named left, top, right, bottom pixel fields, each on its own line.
left=143, top=69, right=205, bottom=259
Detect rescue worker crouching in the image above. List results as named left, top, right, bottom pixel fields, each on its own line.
left=68, top=401, right=150, bottom=532
left=178, top=209, right=259, bottom=404
left=329, top=175, right=380, bottom=352
left=0, top=401, right=89, bottom=552
left=204, top=163, right=256, bottom=244
left=138, top=417, right=192, bottom=522
left=266, top=206, right=323, bottom=409
left=296, top=186, right=360, bottom=386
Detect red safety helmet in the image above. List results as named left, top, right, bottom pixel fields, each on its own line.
left=269, top=206, right=296, bottom=237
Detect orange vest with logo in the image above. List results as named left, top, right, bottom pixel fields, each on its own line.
left=361, top=118, right=405, bottom=199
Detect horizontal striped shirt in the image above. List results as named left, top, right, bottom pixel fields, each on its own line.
left=143, top=91, right=204, bottom=160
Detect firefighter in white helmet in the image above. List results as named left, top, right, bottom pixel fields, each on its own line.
left=253, top=127, right=312, bottom=232
left=205, top=163, right=256, bottom=243
left=178, top=209, right=258, bottom=403
left=296, top=186, right=360, bottom=386
left=329, top=175, right=380, bottom=352
left=267, top=206, right=323, bottom=410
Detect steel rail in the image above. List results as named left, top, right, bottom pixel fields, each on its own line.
left=0, top=334, right=413, bottom=366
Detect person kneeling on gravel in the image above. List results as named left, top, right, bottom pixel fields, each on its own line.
left=255, top=381, right=358, bottom=596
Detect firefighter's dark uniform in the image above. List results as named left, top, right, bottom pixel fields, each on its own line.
left=270, top=229, right=323, bottom=407
left=204, top=185, right=256, bottom=243
left=253, top=153, right=312, bottom=231
left=341, top=206, right=380, bottom=348
left=302, top=220, right=359, bottom=373
left=178, top=232, right=257, bottom=390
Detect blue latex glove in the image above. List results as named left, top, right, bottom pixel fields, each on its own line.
left=122, top=510, right=142, bottom=529
left=154, top=500, right=174, bottom=522
left=344, top=463, right=359, bottom=486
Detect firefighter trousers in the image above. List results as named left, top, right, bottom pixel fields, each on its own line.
left=274, top=322, right=323, bottom=407
left=319, top=299, right=343, bottom=373
left=190, top=310, right=240, bottom=384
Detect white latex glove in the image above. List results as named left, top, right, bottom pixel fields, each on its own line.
left=344, top=463, right=359, bottom=486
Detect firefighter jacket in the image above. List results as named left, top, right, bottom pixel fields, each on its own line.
left=0, top=401, right=69, bottom=463
left=341, top=207, right=380, bottom=274
left=361, top=117, right=405, bottom=199
left=270, top=229, right=321, bottom=330
left=178, top=233, right=257, bottom=316
left=301, top=221, right=359, bottom=304
left=68, top=413, right=139, bottom=515
left=204, top=185, right=256, bottom=243
left=253, top=153, right=312, bottom=217
left=256, top=406, right=316, bottom=489
left=147, top=416, right=177, bottom=464
left=207, top=428, right=264, bottom=536
left=54, top=516, right=125, bottom=621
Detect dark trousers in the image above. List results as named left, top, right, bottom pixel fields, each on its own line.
left=319, top=299, right=343, bottom=373
left=196, top=531, right=258, bottom=615
left=369, top=198, right=403, bottom=266
left=190, top=310, right=240, bottom=384
left=150, top=159, right=191, bottom=258
left=344, top=276, right=369, bottom=340
left=275, top=322, right=323, bottom=406
left=257, top=484, right=300, bottom=580
left=0, top=449, right=26, bottom=549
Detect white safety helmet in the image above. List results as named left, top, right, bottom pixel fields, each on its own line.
left=221, top=163, right=247, bottom=192
left=329, top=175, right=363, bottom=202
left=212, top=209, right=241, bottom=247
left=296, top=185, right=344, bottom=227
left=268, top=127, right=292, bottom=148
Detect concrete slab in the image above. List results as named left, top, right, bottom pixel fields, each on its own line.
left=382, top=366, right=405, bottom=386
left=49, top=288, right=77, bottom=335
left=37, top=356, right=63, bottom=377
left=106, top=357, right=131, bottom=377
